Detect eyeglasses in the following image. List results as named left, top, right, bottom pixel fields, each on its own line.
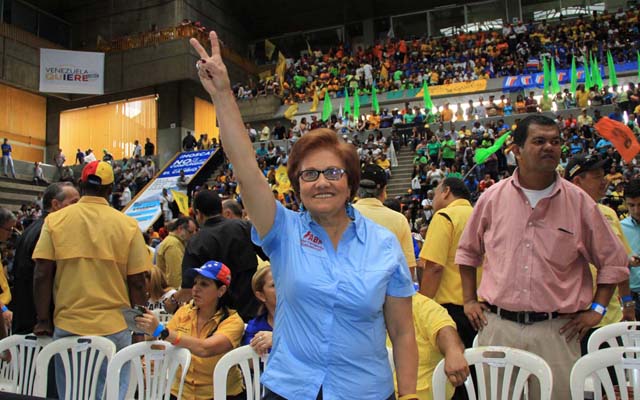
left=0, top=225, right=15, bottom=234
left=298, top=167, right=346, bottom=182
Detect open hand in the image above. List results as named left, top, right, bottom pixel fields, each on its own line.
left=463, top=300, right=489, bottom=331
left=249, top=331, right=272, bottom=356
left=559, top=310, right=602, bottom=341
left=189, top=31, right=231, bottom=100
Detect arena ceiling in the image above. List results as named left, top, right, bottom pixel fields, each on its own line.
left=35, top=0, right=476, bottom=39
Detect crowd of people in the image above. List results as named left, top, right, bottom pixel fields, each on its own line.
left=234, top=5, right=640, bottom=106
left=1, top=15, right=640, bottom=400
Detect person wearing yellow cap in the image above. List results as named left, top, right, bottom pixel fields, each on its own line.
left=33, top=160, right=151, bottom=400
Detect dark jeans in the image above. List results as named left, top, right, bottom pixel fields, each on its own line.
left=263, top=388, right=395, bottom=400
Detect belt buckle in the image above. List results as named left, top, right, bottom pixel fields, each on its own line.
left=519, top=312, right=533, bottom=325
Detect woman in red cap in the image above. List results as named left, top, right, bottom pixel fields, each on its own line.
left=136, top=260, right=245, bottom=399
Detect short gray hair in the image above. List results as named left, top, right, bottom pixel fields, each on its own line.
left=42, top=182, right=75, bottom=211
left=357, top=186, right=383, bottom=199
left=0, top=208, right=16, bottom=226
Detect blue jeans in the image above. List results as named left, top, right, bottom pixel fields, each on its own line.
left=53, top=327, right=131, bottom=400
left=2, top=155, right=15, bottom=178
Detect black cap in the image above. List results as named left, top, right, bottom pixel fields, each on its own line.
left=360, top=164, right=387, bottom=189
left=564, top=154, right=612, bottom=180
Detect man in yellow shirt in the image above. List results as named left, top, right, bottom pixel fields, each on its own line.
left=565, top=154, right=636, bottom=352
left=0, top=207, right=16, bottom=339
left=354, top=164, right=417, bottom=278
left=420, top=178, right=478, bottom=350
left=156, top=216, right=198, bottom=288
left=411, top=294, right=469, bottom=400
left=33, top=160, right=150, bottom=400
left=440, top=103, right=453, bottom=123
left=376, top=153, right=392, bottom=178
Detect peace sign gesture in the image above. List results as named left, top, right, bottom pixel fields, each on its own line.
left=189, top=31, right=231, bottom=99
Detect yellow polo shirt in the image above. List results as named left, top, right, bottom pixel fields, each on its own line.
left=156, top=233, right=185, bottom=289
left=420, top=199, right=480, bottom=305
left=593, top=204, right=631, bottom=327
left=167, top=303, right=245, bottom=399
left=32, top=196, right=150, bottom=335
left=354, top=197, right=417, bottom=268
left=0, top=262, right=10, bottom=306
left=388, top=294, right=456, bottom=400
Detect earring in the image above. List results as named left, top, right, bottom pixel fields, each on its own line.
left=299, top=203, right=306, bottom=212
left=345, top=202, right=355, bottom=220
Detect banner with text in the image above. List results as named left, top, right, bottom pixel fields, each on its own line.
left=501, top=61, right=638, bottom=92
left=39, top=49, right=105, bottom=94
left=124, top=149, right=216, bottom=231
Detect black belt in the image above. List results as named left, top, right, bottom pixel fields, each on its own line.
left=488, top=304, right=559, bottom=325
left=632, top=292, right=640, bottom=301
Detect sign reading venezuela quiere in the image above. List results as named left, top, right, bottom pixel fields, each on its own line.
left=39, top=49, right=105, bottom=95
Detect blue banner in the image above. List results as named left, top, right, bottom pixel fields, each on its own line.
left=124, top=149, right=217, bottom=231
left=159, top=149, right=215, bottom=178
left=501, top=61, right=637, bottom=92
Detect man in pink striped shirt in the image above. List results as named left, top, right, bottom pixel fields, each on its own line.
left=455, top=115, right=629, bottom=399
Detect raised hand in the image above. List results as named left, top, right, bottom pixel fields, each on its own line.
left=189, top=31, right=231, bottom=99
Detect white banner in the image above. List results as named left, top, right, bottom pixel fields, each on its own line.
left=39, top=49, right=105, bottom=94
left=124, top=150, right=216, bottom=232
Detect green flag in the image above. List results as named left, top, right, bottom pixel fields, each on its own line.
left=422, top=80, right=433, bottom=111
left=321, top=91, right=332, bottom=122
left=607, top=51, right=617, bottom=87
left=550, top=57, right=560, bottom=95
left=542, top=57, right=550, bottom=96
left=474, top=131, right=511, bottom=164
left=584, top=59, right=592, bottom=90
left=595, top=55, right=604, bottom=89
left=371, top=83, right=380, bottom=114
left=344, top=88, right=351, bottom=117
left=591, top=54, right=600, bottom=89
left=353, top=88, right=360, bottom=120
left=570, top=56, right=577, bottom=96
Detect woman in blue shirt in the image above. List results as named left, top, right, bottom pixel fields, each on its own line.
left=242, top=265, right=275, bottom=355
left=191, top=32, right=418, bottom=400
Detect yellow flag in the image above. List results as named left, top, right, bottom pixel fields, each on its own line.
left=310, top=90, right=319, bottom=112
left=264, top=39, right=276, bottom=60
left=275, top=165, right=291, bottom=194
left=170, top=190, right=189, bottom=216
left=306, top=40, right=313, bottom=56
left=276, top=52, right=286, bottom=94
left=284, top=103, right=298, bottom=120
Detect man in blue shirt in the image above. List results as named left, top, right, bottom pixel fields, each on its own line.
left=621, top=179, right=640, bottom=319
left=1, top=138, right=16, bottom=179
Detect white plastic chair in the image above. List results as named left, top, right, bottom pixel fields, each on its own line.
left=432, top=346, right=553, bottom=400
left=588, top=322, right=640, bottom=353
left=213, top=345, right=264, bottom=400
left=105, top=340, right=191, bottom=400
left=0, top=334, right=52, bottom=395
left=570, top=347, right=640, bottom=400
left=33, top=336, right=116, bottom=400
left=151, top=310, right=173, bottom=326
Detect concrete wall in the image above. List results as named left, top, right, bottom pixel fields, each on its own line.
left=0, top=36, right=40, bottom=92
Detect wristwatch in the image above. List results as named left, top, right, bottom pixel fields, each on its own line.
left=159, top=327, right=170, bottom=340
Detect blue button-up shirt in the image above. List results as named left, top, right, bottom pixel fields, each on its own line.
left=621, top=217, right=640, bottom=291
left=252, top=201, right=415, bottom=399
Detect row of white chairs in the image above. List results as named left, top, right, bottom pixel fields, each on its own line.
left=0, top=321, right=637, bottom=399
left=214, top=322, right=640, bottom=400
left=0, top=335, right=190, bottom=400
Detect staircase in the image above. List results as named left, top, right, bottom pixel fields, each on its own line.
left=0, top=176, right=46, bottom=212
left=386, top=146, right=415, bottom=198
